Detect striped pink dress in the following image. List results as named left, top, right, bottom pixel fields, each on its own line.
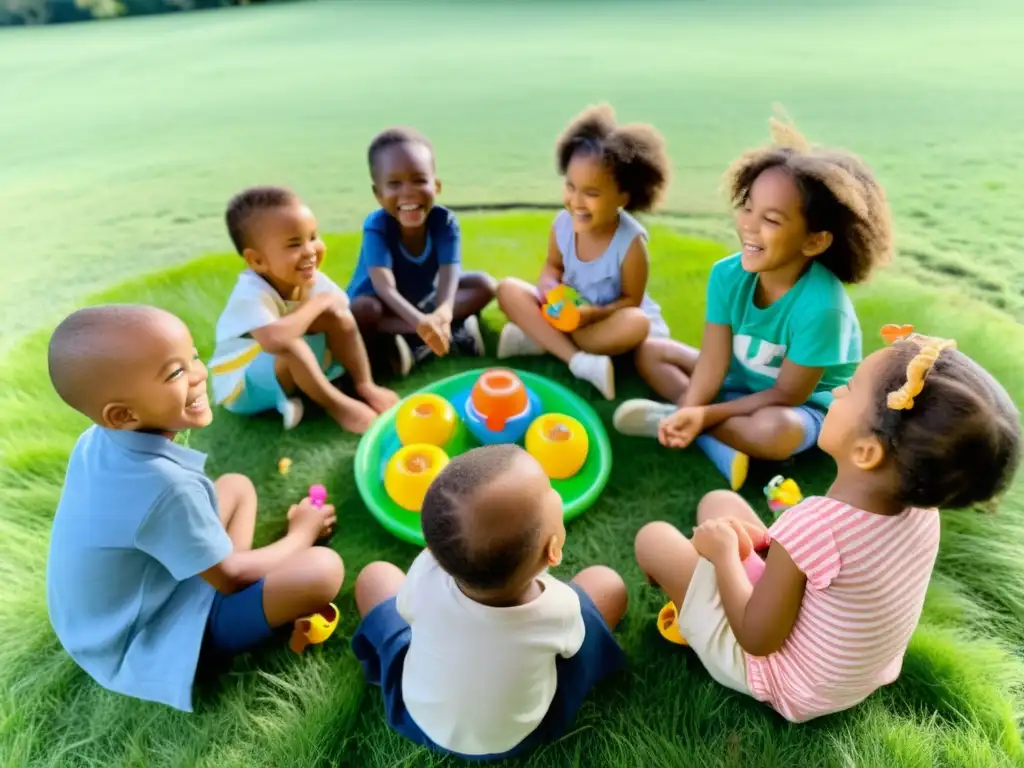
left=745, top=496, right=940, bottom=722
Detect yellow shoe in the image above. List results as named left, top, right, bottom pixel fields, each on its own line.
left=657, top=601, right=688, bottom=646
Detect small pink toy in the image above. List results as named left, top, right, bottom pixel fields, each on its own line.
left=309, top=484, right=328, bottom=508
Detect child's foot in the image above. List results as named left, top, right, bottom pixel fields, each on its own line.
left=356, top=381, right=400, bottom=414
left=695, top=435, right=749, bottom=491
left=327, top=399, right=378, bottom=434
left=613, top=398, right=677, bottom=438
left=451, top=315, right=485, bottom=357
left=280, top=397, right=304, bottom=431
left=569, top=352, right=614, bottom=400
left=496, top=323, right=544, bottom=359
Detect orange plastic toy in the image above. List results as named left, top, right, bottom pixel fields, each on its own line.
left=470, top=369, right=529, bottom=432
left=542, top=285, right=585, bottom=332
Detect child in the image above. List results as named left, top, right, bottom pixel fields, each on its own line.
left=635, top=327, right=1021, bottom=723
left=209, top=186, right=398, bottom=433
left=45, top=304, right=345, bottom=712
left=347, top=127, right=498, bottom=376
left=495, top=104, right=671, bottom=401
left=351, top=444, right=627, bottom=760
left=613, top=117, right=893, bottom=489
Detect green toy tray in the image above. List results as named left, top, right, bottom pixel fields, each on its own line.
left=353, top=368, right=612, bottom=546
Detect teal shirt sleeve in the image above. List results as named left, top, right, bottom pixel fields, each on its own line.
left=787, top=308, right=860, bottom=369
left=705, top=257, right=734, bottom=326
left=135, top=482, right=233, bottom=581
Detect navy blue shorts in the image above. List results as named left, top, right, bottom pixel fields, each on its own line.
left=351, top=582, right=626, bottom=761
left=201, top=578, right=274, bottom=659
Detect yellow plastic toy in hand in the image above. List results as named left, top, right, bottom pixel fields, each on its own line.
left=764, top=475, right=803, bottom=515
left=290, top=603, right=339, bottom=654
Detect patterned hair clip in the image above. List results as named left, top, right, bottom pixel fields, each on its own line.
left=885, top=329, right=957, bottom=411
left=880, top=323, right=915, bottom=344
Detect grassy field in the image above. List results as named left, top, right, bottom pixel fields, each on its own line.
left=2, top=1, right=1024, bottom=766
left=2, top=214, right=1024, bottom=767
left=1, top=0, right=1024, bottom=350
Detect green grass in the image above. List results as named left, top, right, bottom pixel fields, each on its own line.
left=2, top=212, right=1023, bottom=767
left=2, top=0, right=1024, bottom=350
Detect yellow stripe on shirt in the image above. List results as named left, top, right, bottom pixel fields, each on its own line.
left=210, top=342, right=263, bottom=376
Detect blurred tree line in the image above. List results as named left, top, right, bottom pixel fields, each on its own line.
left=1, top=0, right=263, bottom=25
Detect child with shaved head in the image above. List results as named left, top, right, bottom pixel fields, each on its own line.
left=46, top=304, right=344, bottom=712
left=351, top=444, right=627, bottom=760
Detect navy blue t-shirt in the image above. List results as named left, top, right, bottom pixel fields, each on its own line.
left=346, top=206, right=461, bottom=305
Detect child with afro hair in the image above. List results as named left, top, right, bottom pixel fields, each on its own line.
left=615, top=113, right=894, bottom=491
left=496, top=104, right=672, bottom=401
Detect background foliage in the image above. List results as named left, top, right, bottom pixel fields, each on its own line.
left=0, top=0, right=259, bottom=25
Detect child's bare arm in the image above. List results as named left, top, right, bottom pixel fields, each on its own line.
left=693, top=520, right=806, bottom=656
left=200, top=499, right=336, bottom=593
left=248, top=293, right=340, bottom=354
left=432, top=264, right=459, bottom=321
left=581, top=237, right=648, bottom=323
left=683, top=321, right=733, bottom=407
left=536, top=227, right=565, bottom=296
left=369, top=266, right=426, bottom=328
left=698, top=360, right=824, bottom=430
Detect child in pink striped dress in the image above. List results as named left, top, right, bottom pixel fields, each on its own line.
left=636, top=327, right=1021, bottom=722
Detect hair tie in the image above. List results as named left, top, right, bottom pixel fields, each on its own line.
left=880, top=324, right=956, bottom=410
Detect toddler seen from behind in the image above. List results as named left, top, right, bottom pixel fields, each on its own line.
left=351, top=444, right=627, bottom=760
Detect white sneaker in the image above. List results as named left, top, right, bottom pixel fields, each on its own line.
left=393, top=334, right=414, bottom=377
left=613, top=399, right=677, bottom=438
left=568, top=352, right=615, bottom=400
left=281, top=397, right=304, bottom=431
left=497, top=323, right=545, bottom=359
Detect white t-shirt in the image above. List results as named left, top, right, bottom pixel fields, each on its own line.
left=208, top=269, right=345, bottom=405
left=398, top=549, right=586, bottom=756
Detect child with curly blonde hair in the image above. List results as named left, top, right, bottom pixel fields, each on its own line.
left=496, top=104, right=671, bottom=400
left=636, top=327, right=1020, bottom=722
left=614, top=115, right=892, bottom=489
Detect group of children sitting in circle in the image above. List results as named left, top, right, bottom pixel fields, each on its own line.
left=44, top=104, right=1021, bottom=760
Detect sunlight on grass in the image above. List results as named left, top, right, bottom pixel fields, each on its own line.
left=0, top=214, right=1021, bottom=767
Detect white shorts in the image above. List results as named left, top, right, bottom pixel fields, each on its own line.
left=677, top=558, right=752, bottom=696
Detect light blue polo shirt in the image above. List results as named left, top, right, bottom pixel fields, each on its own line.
left=47, top=427, right=232, bottom=712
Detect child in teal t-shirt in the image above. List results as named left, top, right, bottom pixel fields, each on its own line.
left=613, top=116, right=894, bottom=489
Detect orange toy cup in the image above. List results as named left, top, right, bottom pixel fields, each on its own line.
left=470, top=369, right=529, bottom=432
left=542, top=285, right=583, bottom=332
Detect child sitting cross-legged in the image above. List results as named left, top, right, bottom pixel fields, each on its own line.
left=636, top=327, right=1021, bottom=723
left=347, top=127, right=498, bottom=375
left=496, top=104, right=672, bottom=401
left=210, top=186, right=398, bottom=433
left=351, top=444, right=628, bottom=761
left=45, top=305, right=344, bottom=712
left=615, top=116, right=893, bottom=489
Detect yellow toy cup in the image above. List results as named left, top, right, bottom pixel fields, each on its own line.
left=384, top=444, right=450, bottom=512
left=525, top=413, right=589, bottom=480
left=396, top=393, right=458, bottom=447
left=657, top=601, right=688, bottom=645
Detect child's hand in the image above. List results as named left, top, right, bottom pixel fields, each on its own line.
left=416, top=310, right=451, bottom=356
left=287, top=497, right=337, bottom=545
left=692, top=518, right=742, bottom=564
left=576, top=304, right=602, bottom=328
left=658, top=406, right=706, bottom=449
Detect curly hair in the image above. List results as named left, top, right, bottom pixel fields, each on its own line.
left=224, top=185, right=298, bottom=255
left=555, top=104, right=671, bottom=213
left=869, top=337, right=1020, bottom=510
left=724, top=114, right=893, bottom=284
left=420, top=444, right=541, bottom=592
left=367, top=126, right=435, bottom=177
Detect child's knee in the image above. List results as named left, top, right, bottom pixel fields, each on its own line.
left=307, top=547, right=345, bottom=601
left=496, top=277, right=533, bottom=311
left=696, top=490, right=745, bottom=525
left=350, top=295, right=383, bottom=329
left=215, top=473, right=257, bottom=503
left=634, top=521, right=679, bottom=568
left=462, top=271, right=498, bottom=298
left=749, top=409, right=807, bottom=460
left=619, top=307, right=650, bottom=339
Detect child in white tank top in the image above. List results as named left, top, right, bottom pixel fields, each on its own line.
left=495, top=104, right=672, bottom=401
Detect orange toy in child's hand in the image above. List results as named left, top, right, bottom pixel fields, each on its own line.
left=542, top=285, right=585, bottom=332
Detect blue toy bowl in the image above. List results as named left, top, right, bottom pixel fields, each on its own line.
left=459, top=386, right=541, bottom=445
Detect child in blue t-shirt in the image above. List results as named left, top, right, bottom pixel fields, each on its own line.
left=348, top=128, right=497, bottom=376
left=45, top=305, right=344, bottom=712
left=614, top=117, right=894, bottom=490
left=495, top=104, right=671, bottom=401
